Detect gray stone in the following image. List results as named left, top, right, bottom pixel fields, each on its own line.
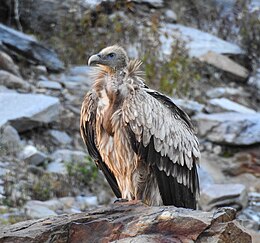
left=199, top=183, right=248, bottom=211
left=206, top=87, right=247, bottom=99
left=199, top=51, right=249, bottom=80
left=20, top=145, right=47, bottom=166
left=0, top=166, right=9, bottom=177
left=51, top=149, right=86, bottom=163
left=132, top=0, right=164, bottom=8
left=194, top=112, right=260, bottom=145
left=37, top=81, right=62, bottom=90
left=50, top=65, right=92, bottom=89
left=0, top=70, right=29, bottom=90
left=0, top=85, right=17, bottom=93
left=165, top=9, right=177, bottom=23
left=0, top=24, right=64, bottom=72
left=33, top=65, right=47, bottom=75
left=59, top=197, right=76, bottom=209
left=68, top=65, right=92, bottom=77
left=208, top=98, right=256, bottom=114
left=76, top=195, right=98, bottom=210
left=197, top=166, right=214, bottom=190
left=0, top=51, right=20, bottom=76
left=32, top=199, right=63, bottom=211
left=0, top=125, right=22, bottom=155
left=159, top=23, right=244, bottom=58
left=47, top=160, right=67, bottom=174
left=172, top=98, right=205, bottom=116
left=49, top=130, right=72, bottom=145
left=0, top=93, right=60, bottom=131
left=248, top=68, right=260, bottom=91
left=24, top=200, right=57, bottom=219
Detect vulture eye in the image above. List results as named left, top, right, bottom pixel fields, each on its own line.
left=107, top=53, right=116, bottom=59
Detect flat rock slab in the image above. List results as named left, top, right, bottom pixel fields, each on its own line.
left=199, top=51, right=249, bottom=80
left=208, top=98, right=256, bottom=114
left=0, top=93, right=60, bottom=132
left=200, top=183, right=248, bottom=211
left=194, top=112, right=260, bottom=145
left=160, top=23, right=244, bottom=58
left=0, top=24, right=64, bottom=72
left=0, top=203, right=251, bottom=243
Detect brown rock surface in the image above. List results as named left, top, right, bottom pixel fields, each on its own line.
left=0, top=203, right=251, bottom=243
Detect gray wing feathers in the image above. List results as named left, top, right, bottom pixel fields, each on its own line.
left=122, top=89, right=200, bottom=193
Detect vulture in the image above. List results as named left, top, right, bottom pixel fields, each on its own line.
left=80, top=45, right=200, bottom=209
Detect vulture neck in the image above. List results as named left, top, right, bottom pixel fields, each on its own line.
left=93, top=65, right=127, bottom=136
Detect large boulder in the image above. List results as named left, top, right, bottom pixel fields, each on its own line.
left=0, top=24, right=64, bottom=72
left=159, top=23, right=244, bottom=58
left=0, top=93, right=60, bottom=132
left=199, top=183, right=248, bottom=211
left=194, top=112, right=260, bottom=145
left=0, top=203, right=251, bottom=242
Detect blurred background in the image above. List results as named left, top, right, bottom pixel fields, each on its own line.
left=0, top=0, right=259, bottom=239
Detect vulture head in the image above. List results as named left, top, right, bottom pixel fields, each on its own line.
left=88, top=45, right=129, bottom=71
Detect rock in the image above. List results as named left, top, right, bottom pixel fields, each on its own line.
left=0, top=203, right=251, bottom=242
left=132, top=0, right=164, bottom=8
left=37, top=80, right=62, bottom=90
left=18, top=0, right=101, bottom=35
left=0, top=24, right=64, bottom=72
left=0, top=70, right=30, bottom=90
left=199, top=183, right=248, bottom=211
left=197, top=166, right=214, bottom=190
left=172, top=98, right=205, bottom=116
left=199, top=51, right=249, bottom=80
left=0, top=125, right=22, bottom=155
left=0, top=93, right=60, bottom=131
left=24, top=200, right=57, bottom=219
left=160, top=23, right=244, bottom=58
left=0, top=51, right=20, bottom=76
left=59, top=197, right=76, bottom=209
left=206, top=87, right=248, bottom=99
left=194, top=112, right=260, bottom=145
left=49, top=65, right=91, bottom=90
left=76, top=195, right=98, bottom=210
left=49, top=130, right=72, bottom=145
left=27, top=199, right=63, bottom=212
left=20, top=145, right=47, bottom=166
left=238, top=192, right=260, bottom=231
left=164, top=9, right=177, bottom=23
left=33, top=65, right=47, bottom=75
left=248, top=68, right=260, bottom=91
left=51, top=149, right=86, bottom=163
left=208, top=98, right=256, bottom=114
left=47, top=160, right=67, bottom=174
left=0, top=85, right=17, bottom=93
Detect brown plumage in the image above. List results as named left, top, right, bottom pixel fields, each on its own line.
left=80, top=45, right=200, bottom=208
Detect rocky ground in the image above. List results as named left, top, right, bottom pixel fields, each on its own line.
left=0, top=203, right=253, bottom=242
left=0, top=0, right=260, bottom=241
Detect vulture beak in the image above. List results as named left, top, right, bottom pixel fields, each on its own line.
left=88, top=54, right=101, bottom=66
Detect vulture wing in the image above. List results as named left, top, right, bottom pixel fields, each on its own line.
left=80, top=92, right=121, bottom=198
left=122, top=88, right=200, bottom=209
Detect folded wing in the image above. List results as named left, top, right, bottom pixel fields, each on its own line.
left=122, top=88, right=200, bottom=208
left=80, top=92, right=121, bottom=198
